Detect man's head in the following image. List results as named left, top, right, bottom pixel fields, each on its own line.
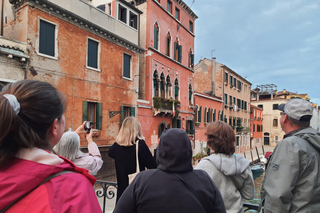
left=279, top=98, right=312, bottom=133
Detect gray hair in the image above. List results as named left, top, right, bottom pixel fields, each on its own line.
left=53, top=131, right=83, bottom=161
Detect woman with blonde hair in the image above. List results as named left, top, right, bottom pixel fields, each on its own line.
left=195, top=121, right=254, bottom=213
left=108, top=117, right=157, bottom=202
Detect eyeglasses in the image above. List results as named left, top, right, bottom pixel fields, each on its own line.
left=280, top=112, right=286, bottom=116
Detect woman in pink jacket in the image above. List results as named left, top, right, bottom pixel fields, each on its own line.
left=0, top=80, right=101, bottom=213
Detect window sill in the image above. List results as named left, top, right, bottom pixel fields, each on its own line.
left=86, top=66, right=101, bottom=72
left=37, top=52, right=58, bottom=60
left=122, top=76, right=133, bottom=81
left=92, top=129, right=101, bottom=137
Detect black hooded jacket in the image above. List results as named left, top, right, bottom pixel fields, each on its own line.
left=114, top=128, right=226, bottom=213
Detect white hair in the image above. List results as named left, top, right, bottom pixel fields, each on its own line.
left=53, top=131, right=83, bottom=161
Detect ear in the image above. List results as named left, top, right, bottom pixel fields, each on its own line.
left=49, top=118, right=59, bottom=138
left=283, top=114, right=288, bottom=123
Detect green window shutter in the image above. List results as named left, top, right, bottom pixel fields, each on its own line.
left=178, top=45, right=182, bottom=63
left=96, top=102, right=103, bottom=130
left=174, top=42, right=177, bottom=60
left=199, top=107, right=202, bottom=122
left=120, top=105, right=124, bottom=125
left=213, top=110, right=216, bottom=121
left=82, top=101, right=88, bottom=123
left=177, top=119, right=181, bottom=128
left=191, top=54, right=194, bottom=67
left=130, top=107, right=135, bottom=117
left=154, top=27, right=158, bottom=49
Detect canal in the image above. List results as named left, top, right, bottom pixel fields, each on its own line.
left=244, top=170, right=265, bottom=207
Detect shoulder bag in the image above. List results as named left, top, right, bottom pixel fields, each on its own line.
left=128, top=140, right=140, bottom=184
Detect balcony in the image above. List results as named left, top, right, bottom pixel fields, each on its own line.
left=153, top=97, right=180, bottom=117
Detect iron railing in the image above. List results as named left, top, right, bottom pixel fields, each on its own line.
left=95, top=180, right=117, bottom=213
left=94, top=180, right=260, bottom=212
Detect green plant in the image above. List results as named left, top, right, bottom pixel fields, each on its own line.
left=153, top=97, right=161, bottom=110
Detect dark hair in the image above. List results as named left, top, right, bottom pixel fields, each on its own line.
left=0, top=80, right=66, bottom=167
left=206, top=121, right=235, bottom=155
left=287, top=116, right=310, bottom=128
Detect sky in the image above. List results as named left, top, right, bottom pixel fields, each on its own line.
left=183, top=0, right=320, bottom=105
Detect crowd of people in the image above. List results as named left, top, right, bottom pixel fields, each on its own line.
left=1, top=79, right=319, bottom=213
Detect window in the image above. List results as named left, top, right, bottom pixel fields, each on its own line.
left=175, top=7, right=180, bottom=20
left=244, top=101, right=247, bottom=110
left=167, top=0, right=172, bottom=13
left=129, top=12, right=137, bottom=29
left=160, top=73, right=165, bottom=97
left=186, top=120, right=194, bottom=134
left=177, top=119, right=181, bottom=128
left=197, top=106, right=202, bottom=122
left=158, top=122, right=166, bottom=137
left=39, top=19, right=56, bottom=57
left=258, top=104, right=263, bottom=108
left=87, top=38, right=99, bottom=69
left=82, top=101, right=102, bottom=130
left=225, top=72, right=228, bottom=83
left=204, top=107, right=208, bottom=123
left=118, top=4, right=127, bottom=23
left=166, top=32, right=171, bottom=56
left=273, top=118, right=278, bottom=127
left=230, top=75, right=233, bottom=86
left=233, top=77, right=237, bottom=88
left=229, top=116, right=232, bottom=125
left=121, top=105, right=135, bottom=124
left=154, top=23, right=159, bottom=50
left=237, top=80, right=241, bottom=90
left=107, top=3, right=112, bottom=15
left=253, top=124, right=255, bottom=132
left=188, top=49, right=194, bottom=68
left=174, top=39, right=182, bottom=62
left=257, top=125, right=260, bottom=132
left=233, top=97, right=236, bottom=107
left=229, top=95, right=232, bottom=106
left=273, top=104, right=279, bottom=110
left=189, top=84, right=193, bottom=105
left=174, top=78, right=179, bottom=100
left=237, top=98, right=241, bottom=109
left=123, top=53, right=131, bottom=79
left=166, top=75, right=171, bottom=98
left=189, top=21, right=193, bottom=33
left=207, top=108, right=211, bottom=123
left=224, top=93, right=228, bottom=105
left=153, top=71, right=159, bottom=97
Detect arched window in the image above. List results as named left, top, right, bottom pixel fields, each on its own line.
left=212, top=109, right=216, bottom=122
left=174, top=37, right=182, bottom=62
left=195, top=105, right=199, bottom=122
left=166, top=32, right=171, bottom=57
left=158, top=121, right=167, bottom=137
left=174, top=78, right=179, bottom=100
left=207, top=108, right=211, bottom=123
left=153, top=71, right=159, bottom=97
left=198, top=106, right=202, bottom=122
left=166, top=75, right=171, bottom=99
left=189, top=84, right=193, bottom=105
left=160, top=73, right=165, bottom=98
left=154, top=22, right=159, bottom=50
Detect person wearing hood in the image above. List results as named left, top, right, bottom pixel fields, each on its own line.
left=114, top=128, right=226, bottom=213
left=195, top=121, right=255, bottom=213
left=259, top=98, right=320, bottom=213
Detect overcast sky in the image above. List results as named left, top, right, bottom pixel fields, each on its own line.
left=184, top=0, right=320, bottom=105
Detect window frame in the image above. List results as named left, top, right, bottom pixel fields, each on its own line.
left=167, top=0, right=172, bottom=13
left=82, top=101, right=103, bottom=130
left=129, top=11, right=138, bottom=30
left=123, top=52, right=132, bottom=80
left=118, top=3, right=127, bottom=24
left=86, top=37, right=101, bottom=71
left=38, top=18, right=58, bottom=59
left=175, top=7, right=180, bottom=20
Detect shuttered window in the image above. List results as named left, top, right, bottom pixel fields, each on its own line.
left=121, top=106, right=135, bottom=125
left=87, top=39, right=99, bottom=69
left=39, top=19, right=55, bottom=57
left=154, top=27, right=159, bottom=49
left=82, top=101, right=102, bottom=130
left=123, top=53, right=131, bottom=78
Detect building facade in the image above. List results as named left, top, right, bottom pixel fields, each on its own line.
left=251, top=87, right=310, bottom=147
left=250, top=104, right=263, bottom=149
left=194, top=57, right=252, bottom=153
left=133, top=0, right=197, bottom=148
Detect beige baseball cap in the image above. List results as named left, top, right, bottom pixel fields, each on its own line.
left=279, top=98, right=313, bottom=121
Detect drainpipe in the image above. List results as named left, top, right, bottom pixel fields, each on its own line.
left=1, top=0, right=4, bottom=36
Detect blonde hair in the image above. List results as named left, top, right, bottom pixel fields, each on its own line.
left=116, top=117, right=144, bottom=146
left=53, top=131, right=83, bottom=161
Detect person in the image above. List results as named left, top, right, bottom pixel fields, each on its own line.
left=195, top=121, right=255, bottom=213
left=260, top=98, right=320, bottom=213
left=0, top=80, right=101, bottom=212
left=108, top=116, right=157, bottom=202
left=114, top=128, right=226, bottom=213
left=53, top=122, right=103, bottom=175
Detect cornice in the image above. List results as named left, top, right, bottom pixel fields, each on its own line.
left=10, top=0, right=144, bottom=54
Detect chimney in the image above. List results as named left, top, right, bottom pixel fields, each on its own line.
left=211, top=57, right=216, bottom=95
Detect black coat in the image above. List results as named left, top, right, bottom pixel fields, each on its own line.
left=108, top=139, right=157, bottom=202
left=114, top=129, right=226, bottom=213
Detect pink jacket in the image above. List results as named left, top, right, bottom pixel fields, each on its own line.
left=0, top=148, right=102, bottom=213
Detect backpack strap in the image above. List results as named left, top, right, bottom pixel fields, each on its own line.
left=0, top=170, right=74, bottom=213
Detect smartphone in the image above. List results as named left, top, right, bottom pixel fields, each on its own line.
left=84, top=121, right=93, bottom=133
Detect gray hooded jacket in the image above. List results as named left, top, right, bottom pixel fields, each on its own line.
left=196, top=153, right=255, bottom=213
left=260, top=127, right=320, bottom=213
